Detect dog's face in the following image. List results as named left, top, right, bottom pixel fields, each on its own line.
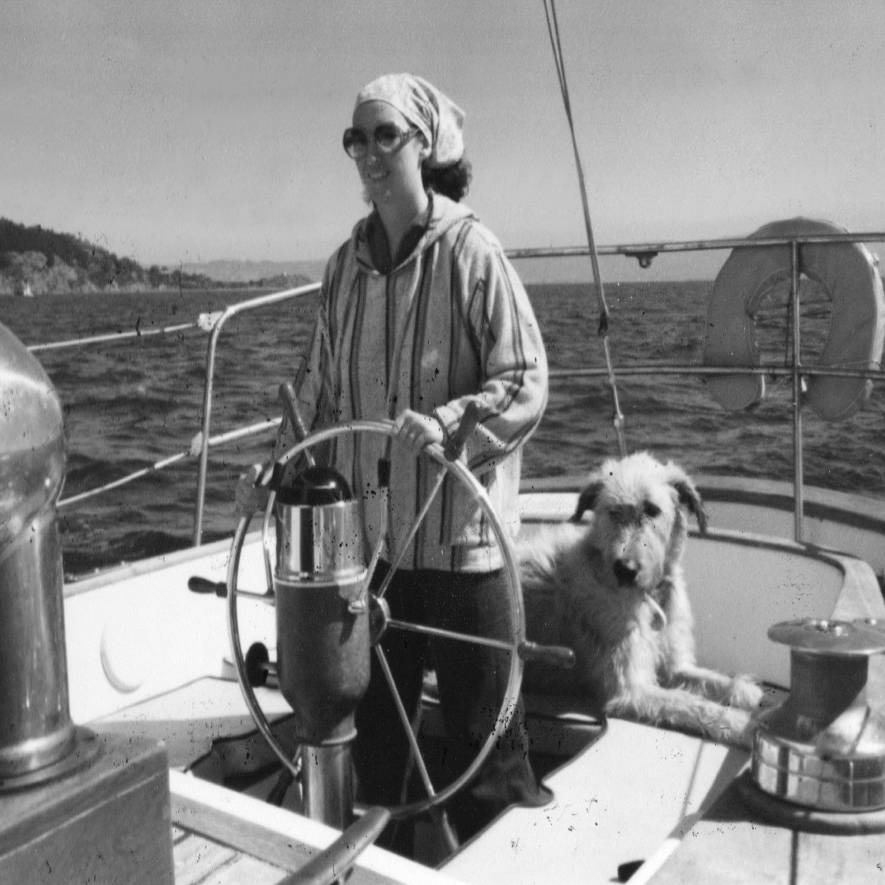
left=573, top=452, right=706, bottom=595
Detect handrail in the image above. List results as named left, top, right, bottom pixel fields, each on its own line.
left=24, top=229, right=883, bottom=562
left=549, top=365, right=885, bottom=379
left=23, top=284, right=319, bottom=549
left=192, top=282, right=322, bottom=544
left=790, top=240, right=805, bottom=540
left=507, top=230, right=885, bottom=266
left=28, top=321, right=199, bottom=353
left=57, top=417, right=281, bottom=510
left=516, top=230, right=883, bottom=544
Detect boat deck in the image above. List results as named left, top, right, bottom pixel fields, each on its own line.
left=164, top=709, right=885, bottom=885
left=87, top=670, right=797, bottom=884
left=89, top=671, right=603, bottom=883
left=169, top=770, right=464, bottom=885
left=173, top=824, right=289, bottom=885
left=444, top=718, right=748, bottom=884
left=646, top=775, right=885, bottom=885
left=53, top=486, right=885, bottom=883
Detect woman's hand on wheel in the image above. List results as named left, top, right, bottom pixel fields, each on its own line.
left=394, top=409, right=445, bottom=453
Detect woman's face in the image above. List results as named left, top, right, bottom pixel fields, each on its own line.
left=350, top=101, right=428, bottom=207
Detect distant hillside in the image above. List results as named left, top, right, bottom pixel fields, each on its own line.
left=180, top=259, right=324, bottom=285
left=0, top=218, right=221, bottom=295
left=0, top=218, right=315, bottom=295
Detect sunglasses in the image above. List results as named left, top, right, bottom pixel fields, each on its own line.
left=342, top=124, right=419, bottom=159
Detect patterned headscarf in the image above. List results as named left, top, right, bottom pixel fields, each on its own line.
left=354, top=73, right=465, bottom=168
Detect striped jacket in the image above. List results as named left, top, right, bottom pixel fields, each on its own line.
left=289, top=194, right=548, bottom=572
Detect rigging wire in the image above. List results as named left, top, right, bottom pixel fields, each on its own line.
left=542, top=0, right=627, bottom=457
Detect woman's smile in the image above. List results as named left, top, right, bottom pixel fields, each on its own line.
left=360, top=161, right=392, bottom=203
left=364, top=164, right=389, bottom=182
left=351, top=101, right=425, bottom=203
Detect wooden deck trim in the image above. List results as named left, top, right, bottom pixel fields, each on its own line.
left=169, top=771, right=467, bottom=885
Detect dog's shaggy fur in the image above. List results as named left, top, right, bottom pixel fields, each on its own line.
left=521, top=451, right=763, bottom=748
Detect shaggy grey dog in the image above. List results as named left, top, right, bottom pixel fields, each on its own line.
left=521, top=452, right=763, bottom=748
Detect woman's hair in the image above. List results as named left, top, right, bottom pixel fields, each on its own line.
left=422, top=157, right=472, bottom=202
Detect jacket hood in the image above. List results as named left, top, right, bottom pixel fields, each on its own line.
left=352, top=194, right=476, bottom=274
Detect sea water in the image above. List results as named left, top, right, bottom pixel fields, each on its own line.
left=2, top=281, right=882, bottom=577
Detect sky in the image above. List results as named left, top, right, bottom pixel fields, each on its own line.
left=2, top=0, right=885, bottom=280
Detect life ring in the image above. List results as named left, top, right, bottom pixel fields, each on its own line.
left=704, top=218, right=885, bottom=421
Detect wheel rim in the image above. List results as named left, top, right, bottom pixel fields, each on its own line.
left=227, top=418, right=525, bottom=819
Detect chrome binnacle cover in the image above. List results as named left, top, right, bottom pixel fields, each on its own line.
left=273, top=465, right=366, bottom=590
left=0, top=323, right=66, bottom=545
left=0, top=322, right=75, bottom=784
left=271, top=470, right=370, bottom=748
left=274, top=499, right=367, bottom=589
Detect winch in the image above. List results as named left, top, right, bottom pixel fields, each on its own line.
left=741, top=616, right=885, bottom=831
left=0, top=321, right=174, bottom=882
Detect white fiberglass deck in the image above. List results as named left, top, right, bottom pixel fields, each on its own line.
left=444, top=718, right=747, bottom=885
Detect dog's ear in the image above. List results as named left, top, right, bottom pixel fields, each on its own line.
left=570, top=479, right=605, bottom=522
left=671, top=477, right=708, bottom=533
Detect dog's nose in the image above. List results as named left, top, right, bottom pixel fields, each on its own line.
left=613, top=559, right=638, bottom=586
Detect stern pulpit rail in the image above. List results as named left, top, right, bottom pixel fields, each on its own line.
left=507, top=230, right=885, bottom=262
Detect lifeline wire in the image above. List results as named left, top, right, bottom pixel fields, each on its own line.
left=542, top=0, right=627, bottom=457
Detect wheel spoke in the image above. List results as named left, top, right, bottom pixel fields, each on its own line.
left=387, top=617, right=514, bottom=655
left=374, top=645, right=439, bottom=802
left=373, top=463, right=448, bottom=601
left=364, top=523, right=388, bottom=585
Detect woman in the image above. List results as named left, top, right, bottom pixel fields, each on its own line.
left=281, top=73, right=550, bottom=846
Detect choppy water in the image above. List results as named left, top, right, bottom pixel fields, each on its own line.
left=2, top=280, right=883, bottom=578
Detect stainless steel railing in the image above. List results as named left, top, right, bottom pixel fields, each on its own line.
left=28, top=230, right=885, bottom=556
left=517, top=230, right=885, bottom=542
left=191, top=282, right=321, bottom=543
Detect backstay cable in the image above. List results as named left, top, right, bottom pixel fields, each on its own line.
left=542, top=0, right=627, bottom=457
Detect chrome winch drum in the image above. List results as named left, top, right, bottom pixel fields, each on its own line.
left=745, top=617, right=885, bottom=829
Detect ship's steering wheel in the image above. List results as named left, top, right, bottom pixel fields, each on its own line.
left=226, top=417, right=560, bottom=823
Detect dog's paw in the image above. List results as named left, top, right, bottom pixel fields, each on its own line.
left=732, top=712, right=759, bottom=750
left=703, top=706, right=757, bottom=750
left=728, top=675, right=764, bottom=710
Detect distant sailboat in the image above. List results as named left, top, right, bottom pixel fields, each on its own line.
left=22, top=282, right=33, bottom=297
